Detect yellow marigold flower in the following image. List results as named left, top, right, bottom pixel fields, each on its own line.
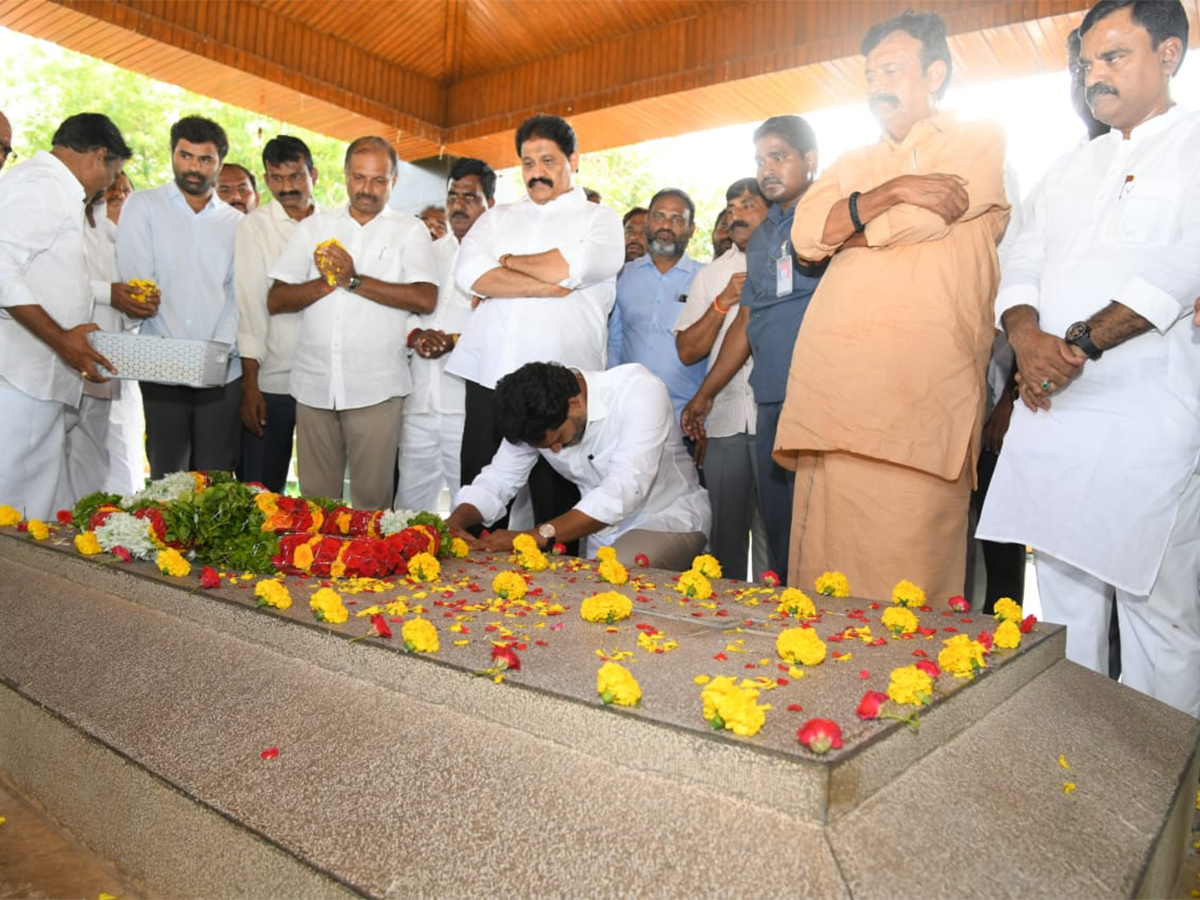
left=27, top=519, right=49, bottom=541
left=401, top=617, right=440, bottom=653
left=492, top=570, right=527, bottom=600
left=309, top=587, right=348, bottom=623
left=512, top=533, right=539, bottom=555
left=74, top=531, right=102, bottom=556
left=254, top=579, right=292, bottom=610
left=597, top=558, right=628, bottom=585
left=995, top=619, right=1021, bottom=650
left=597, top=661, right=641, bottom=706
left=778, top=587, right=817, bottom=618
left=691, top=554, right=722, bottom=579
left=776, top=626, right=827, bottom=666
left=677, top=569, right=713, bottom=600
left=513, top=533, right=549, bottom=570
left=596, top=545, right=617, bottom=563
left=887, top=664, right=933, bottom=706
left=155, top=547, right=190, bottom=577
left=128, top=278, right=157, bottom=304
left=253, top=491, right=280, bottom=516
left=293, top=540, right=316, bottom=572
left=891, top=579, right=927, bottom=608
left=449, top=537, right=469, bottom=558
left=0, top=505, right=21, bottom=527
left=407, top=552, right=441, bottom=582
left=814, top=571, right=850, bottom=597
left=881, top=605, right=920, bottom=635
left=580, top=591, right=633, bottom=624
left=938, top=633, right=988, bottom=679
left=315, top=238, right=347, bottom=285
left=994, top=597, right=1023, bottom=624
left=701, top=675, right=770, bottom=737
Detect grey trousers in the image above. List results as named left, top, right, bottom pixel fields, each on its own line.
left=296, top=397, right=402, bottom=510
left=703, top=432, right=768, bottom=581
left=611, top=529, right=708, bottom=573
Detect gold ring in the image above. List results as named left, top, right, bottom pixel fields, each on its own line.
left=80, top=370, right=89, bottom=379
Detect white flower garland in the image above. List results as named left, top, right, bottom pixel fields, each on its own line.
left=122, top=471, right=198, bottom=507
left=379, top=509, right=418, bottom=536
left=93, top=511, right=158, bottom=559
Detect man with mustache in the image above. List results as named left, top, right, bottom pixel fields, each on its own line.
left=218, top=163, right=259, bottom=214
left=268, top=136, right=437, bottom=509
left=117, top=115, right=245, bottom=478
left=775, top=11, right=1010, bottom=602
left=674, top=177, right=770, bottom=580
left=446, top=115, right=624, bottom=552
left=607, top=188, right=704, bottom=424
left=233, top=136, right=320, bottom=492
left=622, top=207, right=647, bottom=264
left=711, top=209, right=733, bottom=259
left=395, top=157, right=496, bottom=511
left=979, top=0, right=1200, bottom=717
left=681, top=118, right=825, bottom=579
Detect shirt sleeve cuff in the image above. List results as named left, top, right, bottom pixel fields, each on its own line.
left=558, top=244, right=586, bottom=290
left=0, top=282, right=38, bottom=309
left=92, top=281, right=112, bottom=307
left=573, top=486, right=622, bottom=526
left=454, top=254, right=495, bottom=296
left=236, top=332, right=266, bottom=362
left=1116, top=274, right=1186, bottom=334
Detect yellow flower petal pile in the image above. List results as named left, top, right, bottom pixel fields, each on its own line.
left=597, top=661, right=642, bottom=706
left=74, top=531, right=102, bottom=556
left=254, top=579, right=293, bottom=610
left=0, top=505, right=22, bottom=527
left=994, top=597, right=1023, bottom=623
left=690, top=554, right=722, bottom=579
left=492, top=570, right=527, bottom=601
left=596, top=546, right=617, bottom=562
left=512, top=533, right=548, bottom=571
left=597, top=558, right=628, bottom=585
left=891, top=579, right=927, bottom=608
left=580, top=591, right=633, bottom=624
left=776, top=626, right=827, bottom=666
left=402, top=617, right=440, bottom=653
left=155, top=547, right=190, bottom=577
left=938, top=633, right=988, bottom=679
left=449, top=537, right=470, bottom=558
left=881, top=605, right=919, bottom=635
left=128, top=278, right=157, bottom=303
left=314, top=238, right=346, bottom=286
left=814, top=570, right=850, bottom=597
left=887, top=664, right=933, bottom=706
left=676, top=569, right=712, bottom=600
left=27, top=520, right=49, bottom=541
left=309, top=587, right=348, bottom=623
left=995, top=619, right=1022, bottom=650
left=778, top=587, right=817, bottom=618
left=407, top=552, right=441, bottom=582
left=700, top=675, right=770, bottom=737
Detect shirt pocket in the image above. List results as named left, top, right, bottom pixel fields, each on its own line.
left=1111, top=178, right=1180, bottom=246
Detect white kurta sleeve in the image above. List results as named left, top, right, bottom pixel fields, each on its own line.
left=454, top=439, right=540, bottom=526
left=558, top=205, right=625, bottom=290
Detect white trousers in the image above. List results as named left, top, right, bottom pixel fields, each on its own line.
left=395, top=411, right=464, bottom=511
left=1035, top=467, right=1200, bottom=718
left=105, top=382, right=145, bottom=495
left=64, top=394, right=111, bottom=504
left=0, top=384, right=69, bottom=520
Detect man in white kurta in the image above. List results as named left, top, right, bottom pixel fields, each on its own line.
left=978, top=1, right=1200, bottom=716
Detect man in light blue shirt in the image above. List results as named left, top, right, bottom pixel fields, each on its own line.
left=607, top=188, right=704, bottom=422
left=117, top=116, right=243, bottom=478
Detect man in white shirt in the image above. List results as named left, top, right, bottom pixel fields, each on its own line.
left=674, top=178, right=770, bottom=581
left=235, top=136, right=319, bottom=492
left=117, top=116, right=243, bottom=479
left=396, top=157, right=495, bottom=511
left=447, top=115, right=624, bottom=546
left=268, top=137, right=437, bottom=510
left=978, top=0, right=1200, bottom=717
left=0, top=113, right=130, bottom=517
left=447, top=362, right=710, bottom=569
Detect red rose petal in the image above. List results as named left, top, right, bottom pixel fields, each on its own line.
left=260, top=746, right=280, bottom=760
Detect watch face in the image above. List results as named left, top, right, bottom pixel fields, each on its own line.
left=1065, top=321, right=1089, bottom=342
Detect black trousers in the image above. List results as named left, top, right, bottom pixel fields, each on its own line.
left=237, top=391, right=296, bottom=493
left=141, top=378, right=242, bottom=479
left=970, top=448, right=1027, bottom=613
left=462, top=379, right=580, bottom=554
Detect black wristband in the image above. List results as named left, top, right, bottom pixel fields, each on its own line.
left=848, top=191, right=865, bottom=233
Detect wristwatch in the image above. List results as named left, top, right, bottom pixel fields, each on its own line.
left=536, top=522, right=556, bottom=548
left=1064, top=320, right=1103, bottom=360
left=347, top=274, right=362, bottom=292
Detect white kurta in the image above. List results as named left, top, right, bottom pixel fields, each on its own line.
left=978, top=107, right=1200, bottom=595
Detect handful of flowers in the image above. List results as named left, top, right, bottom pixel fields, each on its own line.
left=128, top=279, right=158, bottom=304
left=315, top=238, right=346, bottom=286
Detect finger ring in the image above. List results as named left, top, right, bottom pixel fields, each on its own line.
left=1040, top=379, right=1052, bottom=391
left=80, top=370, right=89, bottom=379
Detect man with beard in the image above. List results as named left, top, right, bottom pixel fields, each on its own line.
left=711, top=209, right=733, bottom=259
left=623, top=206, right=647, bottom=263
left=268, top=137, right=437, bottom=510
left=117, top=116, right=245, bottom=478
left=607, top=188, right=703, bottom=422
left=979, top=0, right=1200, bottom=717
left=680, top=118, right=824, bottom=579
left=234, top=136, right=320, bottom=492
left=675, top=178, right=770, bottom=581
left=776, top=11, right=1010, bottom=602
left=395, top=157, right=496, bottom=511
left=446, top=115, right=624, bottom=553
left=218, top=163, right=259, bottom=214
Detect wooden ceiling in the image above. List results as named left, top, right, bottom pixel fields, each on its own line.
left=3, top=0, right=1193, bottom=167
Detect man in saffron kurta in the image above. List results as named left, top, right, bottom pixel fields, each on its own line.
left=774, top=11, right=1010, bottom=604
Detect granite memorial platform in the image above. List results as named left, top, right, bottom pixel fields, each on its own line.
left=0, top=527, right=1197, bottom=898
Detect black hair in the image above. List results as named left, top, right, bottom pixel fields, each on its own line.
left=1080, top=0, right=1188, bottom=73
left=861, top=11, right=953, bottom=100
left=752, top=116, right=818, bottom=157
left=713, top=209, right=729, bottom=229
left=515, top=115, right=577, bottom=158
left=584, top=187, right=601, bottom=202
left=495, top=362, right=582, bottom=446
left=449, top=157, right=497, bottom=200
left=725, top=177, right=766, bottom=203
left=262, top=135, right=314, bottom=170
left=221, top=162, right=257, bottom=193
left=52, top=113, right=132, bottom=162
left=622, top=206, right=648, bottom=227
left=647, top=187, right=696, bottom=225
left=170, top=116, right=229, bottom=160
left=344, top=136, right=399, bottom=175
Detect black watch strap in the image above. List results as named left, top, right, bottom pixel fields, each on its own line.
left=1065, top=321, right=1103, bottom=360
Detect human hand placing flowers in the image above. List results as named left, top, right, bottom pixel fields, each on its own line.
left=313, top=239, right=357, bottom=291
